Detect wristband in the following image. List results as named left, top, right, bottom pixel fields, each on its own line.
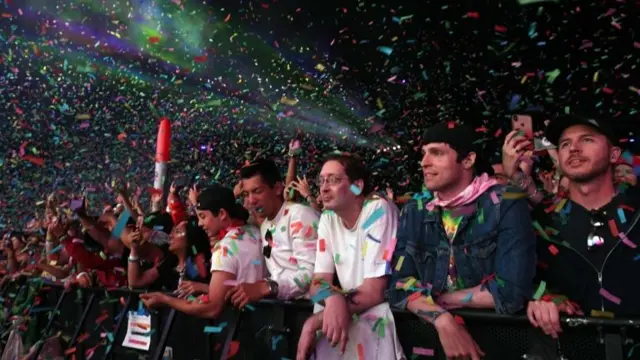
left=128, top=255, right=140, bottom=263
left=416, top=309, right=449, bottom=324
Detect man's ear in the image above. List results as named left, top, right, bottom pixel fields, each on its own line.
left=274, top=181, right=284, bottom=197
left=352, top=179, right=365, bottom=195
left=463, top=152, right=477, bottom=170
left=610, top=146, right=622, bottom=164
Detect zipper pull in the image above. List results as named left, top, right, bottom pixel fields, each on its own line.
left=598, top=272, right=603, bottom=285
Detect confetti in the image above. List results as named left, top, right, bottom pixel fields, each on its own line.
left=412, top=347, right=435, bottom=356
left=599, top=288, right=621, bottom=305
left=533, top=281, right=546, bottom=300
left=362, top=207, right=386, bottom=230
left=395, top=256, right=405, bottom=271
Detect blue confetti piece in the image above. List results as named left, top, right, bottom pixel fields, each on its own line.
left=111, top=209, right=131, bottom=239
left=204, top=326, right=223, bottom=333
left=311, top=288, right=332, bottom=305
left=362, top=206, right=386, bottom=230
left=376, top=46, right=393, bottom=56
left=634, top=254, right=640, bottom=261
left=204, top=322, right=228, bottom=333
left=617, top=208, right=627, bottom=224
left=350, top=184, right=362, bottom=196
left=244, top=304, right=255, bottom=311
left=251, top=259, right=262, bottom=265
left=462, top=292, right=473, bottom=304
left=272, top=335, right=283, bottom=351
left=509, top=94, right=521, bottom=111
left=50, top=244, right=64, bottom=254
left=153, top=225, right=164, bottom=231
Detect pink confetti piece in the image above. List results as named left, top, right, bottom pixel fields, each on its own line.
left=619, top=233, right=636, bottom=249
left=223, top=280, right=238, bottom=287
left=288, top=256, right=298, bottom=265
left=599, top=288, right=621, bottom=305
left=412, top=347, right=435, bottom=356
left=490, top=191, right=499, bottom=204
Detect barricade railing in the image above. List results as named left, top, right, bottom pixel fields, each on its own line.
left=1, top=280, right=639, bottom=360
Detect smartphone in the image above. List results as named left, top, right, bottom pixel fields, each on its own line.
left=70, top=199, right=84, bottom=212
left=511, top=114, right=556, bottom=153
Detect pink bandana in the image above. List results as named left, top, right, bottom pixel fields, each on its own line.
left=426, top=173, right=499, bottom=211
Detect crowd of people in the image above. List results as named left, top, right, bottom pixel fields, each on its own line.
left=1, top=111, right=638, bottom=359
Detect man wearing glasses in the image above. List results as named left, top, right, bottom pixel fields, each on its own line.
left=296, top=153, right=405, bottom=360
left=527, top=115, right=640, bottom=338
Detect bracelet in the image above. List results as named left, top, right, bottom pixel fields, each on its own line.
left=416, top=309, right=449, bottom=324
left=128, top=255, right=139, bottom=263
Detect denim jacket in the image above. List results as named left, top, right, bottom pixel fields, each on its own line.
left=387, top=184, right=536, bottom=314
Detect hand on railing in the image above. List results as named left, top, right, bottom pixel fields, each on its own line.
left=140, top=292, right=168, bottom=309
left=434, top=312, right=485, bottom=360
left=527, top=299, right=583, bottom=339
left=177, top=280, right=208, bottom=299
left=297, top=312, right=322, bottom=360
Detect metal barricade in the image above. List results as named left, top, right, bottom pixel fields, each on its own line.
left=4, top=284, right=639, bottom=360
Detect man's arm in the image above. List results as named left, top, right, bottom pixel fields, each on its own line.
left=274, top=208, right=319, bottom=299
left=436, top=285, right=495, bottom=309
left=488, top=192, right=537, bottom=314
left=164, top=271, right=235, bottom=318
left=386, top=201, right=424, bottom=309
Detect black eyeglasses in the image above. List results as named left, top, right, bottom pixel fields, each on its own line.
left=587, top=210, right=605, bottom=250
left=263, top=230, right=272, bottom=258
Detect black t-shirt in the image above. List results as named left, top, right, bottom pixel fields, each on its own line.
left=533, top=185, right=640, bottom=316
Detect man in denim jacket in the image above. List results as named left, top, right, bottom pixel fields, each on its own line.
left=387, top=122, right=536, bottom=360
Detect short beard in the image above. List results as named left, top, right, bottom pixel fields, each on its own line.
left=566, top=160, right=611, bottom=184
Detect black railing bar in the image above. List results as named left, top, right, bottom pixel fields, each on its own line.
left=68, top=293, right=97, bottom=348
left=32, top=289, right=68, bottom=359
left=151, top=308, right=176, bottom=360
left=45, top=285, right=640, bottom=329
left=104, top=294, right=133, bottom=360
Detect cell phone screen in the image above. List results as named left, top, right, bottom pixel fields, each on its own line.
left=512, top=115, right=535, bottom=151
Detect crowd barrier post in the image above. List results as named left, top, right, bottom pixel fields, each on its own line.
left=220, top=311, right=241, bottom=360
left=104, top=293, right=133, bottom=360
left=151, top=308, right=176, bottom=360
left=32, top=289, right=67, bottom=359
left=67, top=292, right=96, bottom=355
left=606, top=332, right=624, bottom=360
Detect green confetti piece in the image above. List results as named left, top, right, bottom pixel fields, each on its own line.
left=533, top=281, right=546, bottom=300
left=334, top=254, right=340, bottom=264
left=192, top=245, right=198, bottom=255
left=477, top=208, right=484, bottom=224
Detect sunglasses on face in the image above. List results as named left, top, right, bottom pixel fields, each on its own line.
left=263, top=230, right=272, bottom=258
left=587, top=210, right=606, bottom=250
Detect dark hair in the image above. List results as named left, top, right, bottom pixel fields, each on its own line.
left=239, top=158, right=282, bottom=187
left=197, top=186, right=250, bottom=223
left=185, top=216, right=212, bottom=260
left=322, top=153, right=373, bottom=196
